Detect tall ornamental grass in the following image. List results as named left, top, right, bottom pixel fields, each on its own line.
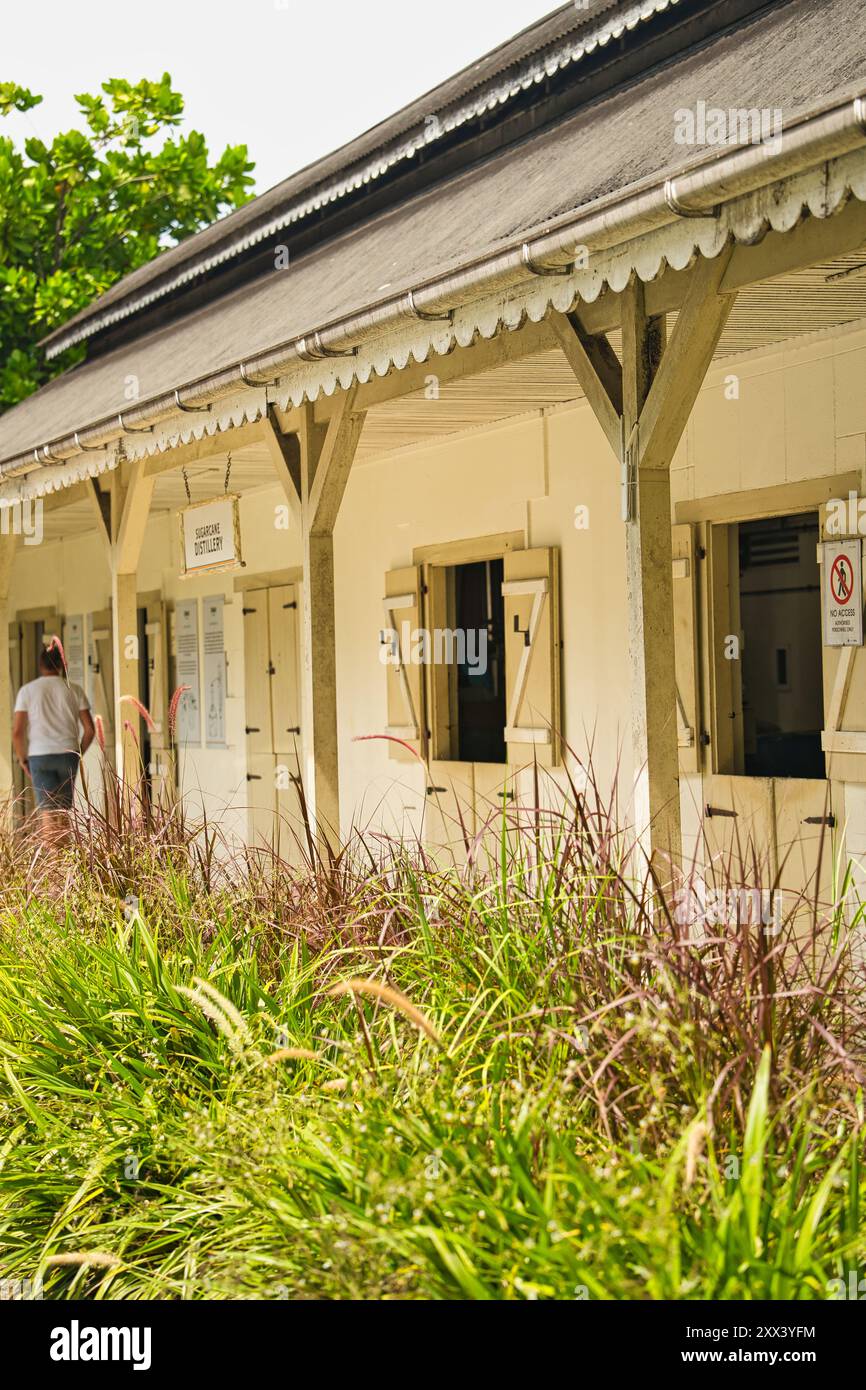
left=0, top=770, right=863, bottom=1300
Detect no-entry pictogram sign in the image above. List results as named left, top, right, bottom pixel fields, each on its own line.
left=830, top=553, right=854, bottom=605
left=823, top=539, right=863, bottom=646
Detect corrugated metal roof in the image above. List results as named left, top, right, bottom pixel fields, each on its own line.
left=41, top=0, right=680, bottom=357
left=29, top=259, right=866, bottom=541
left=3, top=0, right=863, bottom=468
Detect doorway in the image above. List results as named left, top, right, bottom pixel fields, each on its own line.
left=453, top=559, right=506, bottom=765
left=738, top=513, right=824, bottom=779
left=699, top=508, right=833, bottom=906
left=9, top=609, right=57, bottom=819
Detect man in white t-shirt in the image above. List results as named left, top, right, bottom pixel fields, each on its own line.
left=12, top=644, right=96, bottom=843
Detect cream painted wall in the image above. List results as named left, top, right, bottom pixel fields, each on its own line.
left=159, top=488, right=303, bottom=843
left=333, top=408, right=634, bottom=840
left=10, top=523, right=116, bottom=798
left=671, top=318, right=866, bottom=506
left=6, top=485, right=303, bottom=843
left=674, top=318, right=866, bottom=903
left=6, top=317, right=866, bottom=872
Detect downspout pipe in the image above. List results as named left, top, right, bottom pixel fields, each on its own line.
left=3, top=91, right=866, bottom=481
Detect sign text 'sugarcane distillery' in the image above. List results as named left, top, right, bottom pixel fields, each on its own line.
left=194, top=521, right=225, bottom=558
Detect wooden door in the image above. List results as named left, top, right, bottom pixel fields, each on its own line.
left=773, top=778, right=835, bottom=934
left=242, top=591, right=273, bottom=758
left=701, top=774, right=776, bottom=883
left=423, top=761, right=476, bottom=862
left=268, top=585, right=301, bottom=755
left=246, top=752, right=277, bottom=846
left=473, top=762, right=517, bottom=868
left=269, top=585, right=304, bottom=851
left=242, top=585, right=303, bottom=852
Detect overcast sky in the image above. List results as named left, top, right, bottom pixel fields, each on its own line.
left=3, top=0, right=559, bottom=195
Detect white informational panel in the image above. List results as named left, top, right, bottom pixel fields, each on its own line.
left=62, top=615, right=86, bottom=689
left=175, top=599, right=202, bottom=744
left=180, top=495, right=243, bottom=576
left=823, top=539, right=863, bottom=647
left=203, top=595, right=227, bottom=748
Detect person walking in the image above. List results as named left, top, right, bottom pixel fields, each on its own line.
left=12, top=643, right=95, bottom=844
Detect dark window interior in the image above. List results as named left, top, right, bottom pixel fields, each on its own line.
left=454, top=559, right=506, bottom=764
left=739, top=513, right=824, bottom=779
left=137, top=606, right=154, bottom=792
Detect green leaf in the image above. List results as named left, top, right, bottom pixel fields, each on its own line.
left=0, top=73, right=255, bottom=414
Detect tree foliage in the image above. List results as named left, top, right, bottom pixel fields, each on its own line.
left=0, top=75, right=255, bottom=412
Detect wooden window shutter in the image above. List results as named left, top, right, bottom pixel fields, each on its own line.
left=383, top=566, right=425, bottom=763
left=502, top=547, right=560, bottom=768
left=89, top=609, right=115, bottom=758
left=241, top=590, right=273, bottom=756
left=671, top=523, right=701, bottom=773
left=701, top=522, right=743, bottom=775
left=423, top=562, right=458, bottom=761
left=268, top=584, right=302, bottom=756
left=145, top=601, right=169, bottom=748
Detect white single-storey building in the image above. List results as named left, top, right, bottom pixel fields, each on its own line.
left=2, top=0, right=866, bottom=911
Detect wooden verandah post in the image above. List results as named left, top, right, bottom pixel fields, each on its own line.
left=264, top=392, right=366, bottom=854
left=0, top=531, right=17, bottom=818
left=552, top=248, right=736, bottom=869
left=89, top=457, right=155, bottom=785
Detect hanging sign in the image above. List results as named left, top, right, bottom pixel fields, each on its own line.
left=175, top=599, right=202, bottom=744
left=203, top=596, right=227, bottom=748
left=823, top=539, right=863, bottom=647
left=180, top=495, right=244, bottom=577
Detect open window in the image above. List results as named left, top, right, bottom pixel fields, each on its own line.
left=703, top=511, right=825, bottom=779
left=383, top=535, right=560, bottom=772
left=424, top=557, right=507, bottom=764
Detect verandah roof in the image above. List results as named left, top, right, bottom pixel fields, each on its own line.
left=0, top=0, right=864, bottom=494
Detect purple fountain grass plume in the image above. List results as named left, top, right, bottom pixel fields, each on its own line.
left=168, top=685, right=191, bottom=738
left=119, top=694, right=157, bottom=733
left=353, top=733, right=424, bottom=762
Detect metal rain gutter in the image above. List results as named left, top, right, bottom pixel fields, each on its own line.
left=3, top=91, right=865, bottom=482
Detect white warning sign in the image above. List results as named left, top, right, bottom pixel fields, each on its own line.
left=823, top=539, right=863, bottom=647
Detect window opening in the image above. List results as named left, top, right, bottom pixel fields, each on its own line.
left=738, top=513, right=824, bottom=779
left=453, top=558, right=506, bottom=764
